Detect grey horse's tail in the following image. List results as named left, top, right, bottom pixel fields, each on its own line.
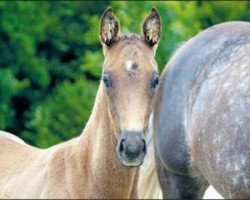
left=138, top=114, right=163, bottom=199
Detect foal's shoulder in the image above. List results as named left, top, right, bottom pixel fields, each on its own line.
left=0, top=131, right=27, bottom=145
left=0, top=130, right=43, bottom=156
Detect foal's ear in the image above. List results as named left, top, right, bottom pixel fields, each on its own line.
left=142, top=8, right=161, bottom=48
left=100, top=8, right=120, bottom=46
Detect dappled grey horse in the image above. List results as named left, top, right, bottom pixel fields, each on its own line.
left=154, top=21, right=250, bottom=199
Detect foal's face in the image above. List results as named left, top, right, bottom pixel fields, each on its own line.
left=100, top=8, right=161, bottom=167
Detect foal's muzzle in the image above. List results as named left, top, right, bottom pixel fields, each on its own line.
left=116, top=131, right=147, bottom=167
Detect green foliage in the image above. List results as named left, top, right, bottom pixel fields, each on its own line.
left=0, top=69, right=29, bottom=129
left=0, top=1, right=108, bottom=147
left=23, top=78, right=98, bottom=148
left=111, top=1, right=250, bottom=71
left=198, top=1, right=250, bottom=28
left=0, top=1, right=249, bottom=148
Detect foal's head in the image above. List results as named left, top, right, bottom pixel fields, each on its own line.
left=100, top=8, right=161, bottom=167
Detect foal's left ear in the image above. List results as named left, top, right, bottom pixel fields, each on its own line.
left=142, top=8, right=161, bottom=48
left=100, top=8, right=120, bottom=46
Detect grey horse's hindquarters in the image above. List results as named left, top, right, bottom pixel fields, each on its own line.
left=190, top=32, right=250, bottom=199
left=154, top=21, right=250, bottom=199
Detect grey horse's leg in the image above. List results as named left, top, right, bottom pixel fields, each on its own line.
left=155, top=152, right=209, bottom=199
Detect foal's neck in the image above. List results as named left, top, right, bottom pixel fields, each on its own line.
left=78, top=85, right=139, bottom=198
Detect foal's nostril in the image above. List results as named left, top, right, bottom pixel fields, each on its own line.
left=142, top=139, right=147, bottom=154
left=119, top=139, right=125, bottom=153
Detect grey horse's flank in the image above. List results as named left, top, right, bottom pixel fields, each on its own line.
left=154, top=21, right=250, bottom=199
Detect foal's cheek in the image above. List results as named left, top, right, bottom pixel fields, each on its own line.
left=110, top=105, right=119, bottom=123
left=106, top=98, right=121, bottom=133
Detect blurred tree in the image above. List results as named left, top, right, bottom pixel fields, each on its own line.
left=23, top=78, right=98, bottom=148
left=0, top=1, right=49, bottom=133
left=197, top=1, right=250, bottom=28
left=110, top=1, right=250, bottom=71
left=0, top=1, right=108, bottom=147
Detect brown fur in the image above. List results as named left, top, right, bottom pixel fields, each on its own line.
left=0, top=8, right=161, bottom=199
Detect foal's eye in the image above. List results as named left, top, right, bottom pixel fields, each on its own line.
left=102, top=74, right=111, bottom=88
left=151, top=74, right=159, bottom=89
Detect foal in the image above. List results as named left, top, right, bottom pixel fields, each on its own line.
left=0, top=8, right=161, bottom=199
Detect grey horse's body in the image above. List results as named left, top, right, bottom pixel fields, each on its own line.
left=154, top=21, right=250, bottom=199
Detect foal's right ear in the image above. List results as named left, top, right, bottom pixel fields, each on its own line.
left=100, top=8, right=120, bottom=47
